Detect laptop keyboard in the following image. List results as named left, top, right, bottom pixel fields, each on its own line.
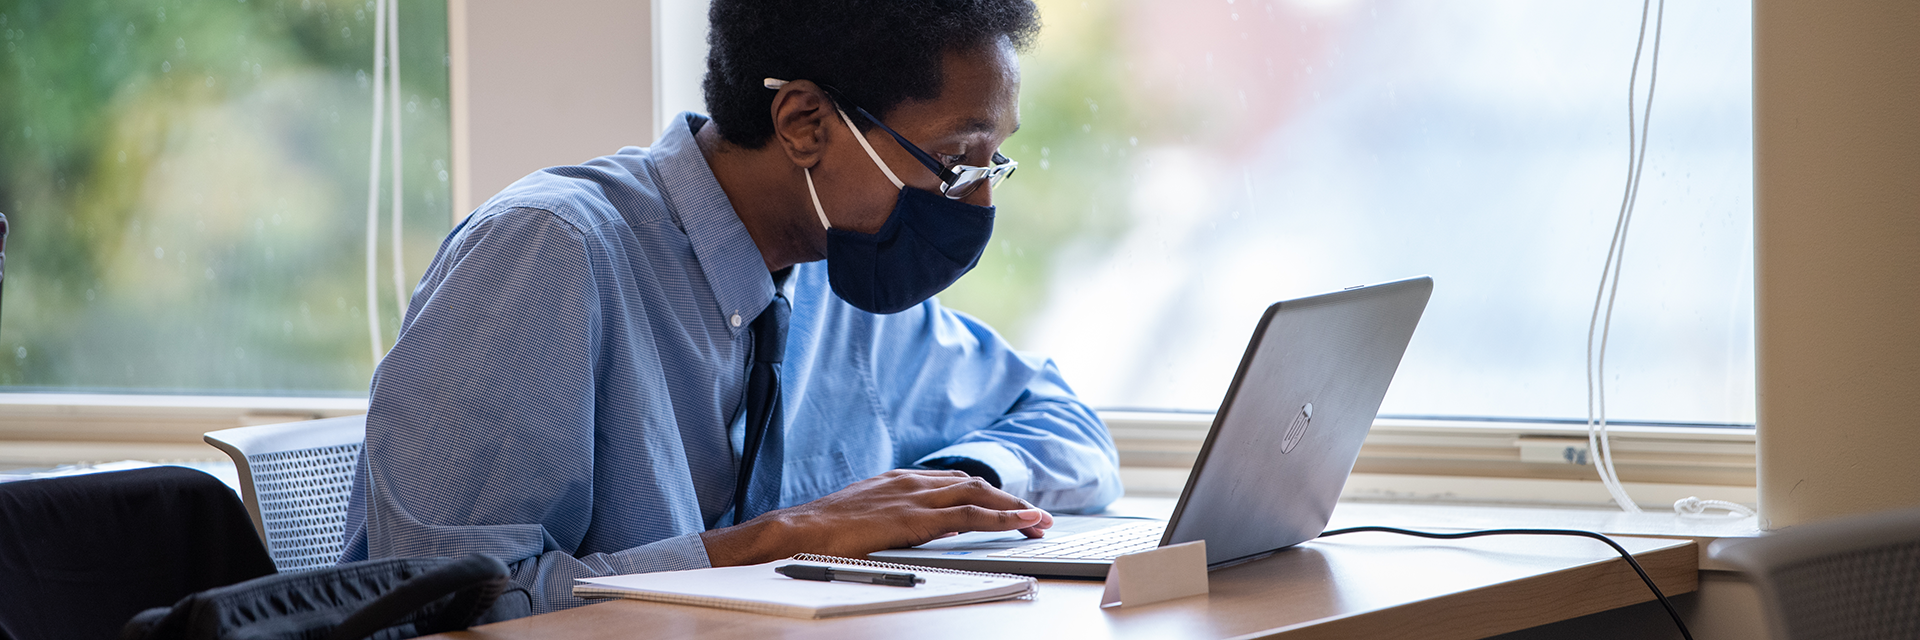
left=986, top=521, right=1166, bottom=561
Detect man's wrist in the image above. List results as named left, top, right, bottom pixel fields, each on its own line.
left=698, top=512, right=791, bottom=566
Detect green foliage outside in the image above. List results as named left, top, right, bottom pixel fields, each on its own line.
left=0, top=0, right=1144, bottom=394
left=0, top=0, right=450, bottom=394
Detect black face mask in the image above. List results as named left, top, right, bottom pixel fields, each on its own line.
left=804, top=109, right=995, bottom=315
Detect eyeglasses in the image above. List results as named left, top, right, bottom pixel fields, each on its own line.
left=840, top=101, right=1018, bottom=200
left=769, top=79, right=1018, bottom=199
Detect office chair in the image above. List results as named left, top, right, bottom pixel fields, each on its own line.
left=204, top=415, right=367, bottom=572
left=1712, top=506, right=1920, bottom=640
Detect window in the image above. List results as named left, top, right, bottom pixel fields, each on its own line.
left=0, top=0, right=450, bottom=395
left=941, top=0, right=1754, bottom=427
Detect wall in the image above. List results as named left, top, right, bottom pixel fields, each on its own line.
left=448, top=0, right=656, bottom=219
left=1754, top=0, right=1920, bottom=528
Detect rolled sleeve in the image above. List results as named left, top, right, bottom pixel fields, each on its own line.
left=914, top=441, right=1035, bottom=499
left=869, top=292, right=1124, bottom=514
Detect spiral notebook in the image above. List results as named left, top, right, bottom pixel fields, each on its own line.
left=572, top=554, right=1037, bottom=619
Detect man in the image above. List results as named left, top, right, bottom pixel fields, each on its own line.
left=340, top=0, right=1122, bottom=619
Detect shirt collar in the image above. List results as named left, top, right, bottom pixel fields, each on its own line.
left=651, top=112, right=777, bottom=336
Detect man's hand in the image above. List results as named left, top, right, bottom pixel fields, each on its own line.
left=700, top=469, right=1053, bottom=566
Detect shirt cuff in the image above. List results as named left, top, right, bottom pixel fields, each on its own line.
left=915, top=442, right=1032, bottom=501
left=607, top=531, right=712, bottom=575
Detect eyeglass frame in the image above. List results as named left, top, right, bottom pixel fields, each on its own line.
left=807, top=82, right=1019, bottom=200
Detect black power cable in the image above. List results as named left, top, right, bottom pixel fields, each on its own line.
left=1318, top=526, right=1693, bottom=640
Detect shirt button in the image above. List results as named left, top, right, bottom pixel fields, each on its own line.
left=730, top=313, right=742, bottom=327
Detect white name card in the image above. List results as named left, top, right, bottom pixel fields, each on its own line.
left=1099, top=539, right=1209, bottom=608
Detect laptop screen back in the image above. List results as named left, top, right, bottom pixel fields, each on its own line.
left=1164, top=276, right=1432, bottom=566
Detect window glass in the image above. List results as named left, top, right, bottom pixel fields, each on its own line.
left=941, top=0, right=1755, bottom=424
left=0, top=0, right=450, bottom=394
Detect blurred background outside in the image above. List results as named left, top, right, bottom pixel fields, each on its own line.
left=0, top=0, right=1753, bottom=426
left=0, top=0, right=451, bottom=394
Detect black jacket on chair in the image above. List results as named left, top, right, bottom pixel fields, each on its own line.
left=0, top=466, right=277, bottom=640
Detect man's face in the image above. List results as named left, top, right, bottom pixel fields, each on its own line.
left=821, top=41, right=1022, bottom=235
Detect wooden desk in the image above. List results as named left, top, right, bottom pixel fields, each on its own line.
left=427, top=534, right=1696, bottom=640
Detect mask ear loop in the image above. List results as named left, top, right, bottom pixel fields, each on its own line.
left=768, top=77, right=906, bottom=228
left=830, top=107, right=906, bottom=190
left=803, top=168, right=833, bottom=230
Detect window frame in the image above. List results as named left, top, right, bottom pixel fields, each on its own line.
left=0, top=395, right=1757, bottom=509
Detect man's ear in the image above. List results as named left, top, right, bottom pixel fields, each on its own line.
left=769, top=80, right=836, bottom=170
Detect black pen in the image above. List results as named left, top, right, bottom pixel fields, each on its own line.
left=775, top=564, right=924, bottom=587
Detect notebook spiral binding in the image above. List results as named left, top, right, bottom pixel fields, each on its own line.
left=791, top=554, right=1037, bottom=588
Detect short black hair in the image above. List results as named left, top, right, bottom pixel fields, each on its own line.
left=703, top=0, right=1041, bottom=150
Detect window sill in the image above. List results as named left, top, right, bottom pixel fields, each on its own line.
left=1105, top=410, right=1756, bottom=511
left=1102, top=495, right=1761, bottom=571
left=0, top=397, right=1756, bottom=514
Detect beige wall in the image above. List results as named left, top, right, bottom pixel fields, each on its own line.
left=448, top=0, right=657, bottom=219
left=1754, top=0, right=1920, bottom=529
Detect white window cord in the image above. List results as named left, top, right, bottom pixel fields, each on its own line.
left=1587, top=0, right=1750, bottom=519
left=1585, top=0, right=1664, bottom=515
left=387, top=0, right=406, bottom=328
left=364, top=0, right=404, bottom=364
left=1674, top=497, right=1756, bottom=519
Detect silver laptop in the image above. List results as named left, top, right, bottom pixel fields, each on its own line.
left=870, top=276, right=1433, bottom=578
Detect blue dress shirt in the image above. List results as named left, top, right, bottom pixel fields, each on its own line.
left=339, top=113, right=1122, bottom=616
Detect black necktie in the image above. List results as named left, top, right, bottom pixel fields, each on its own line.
left=732, top=294, right=789, bottom=525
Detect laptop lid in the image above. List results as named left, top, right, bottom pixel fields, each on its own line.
left=1164, top=275, right=1432, bottom=566
left=867, top=276, right=1432, bottom=576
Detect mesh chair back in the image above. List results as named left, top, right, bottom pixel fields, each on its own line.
left=204, top=415, right=366, bottom=573
left=1713, top=506, right=1920, bottom=640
